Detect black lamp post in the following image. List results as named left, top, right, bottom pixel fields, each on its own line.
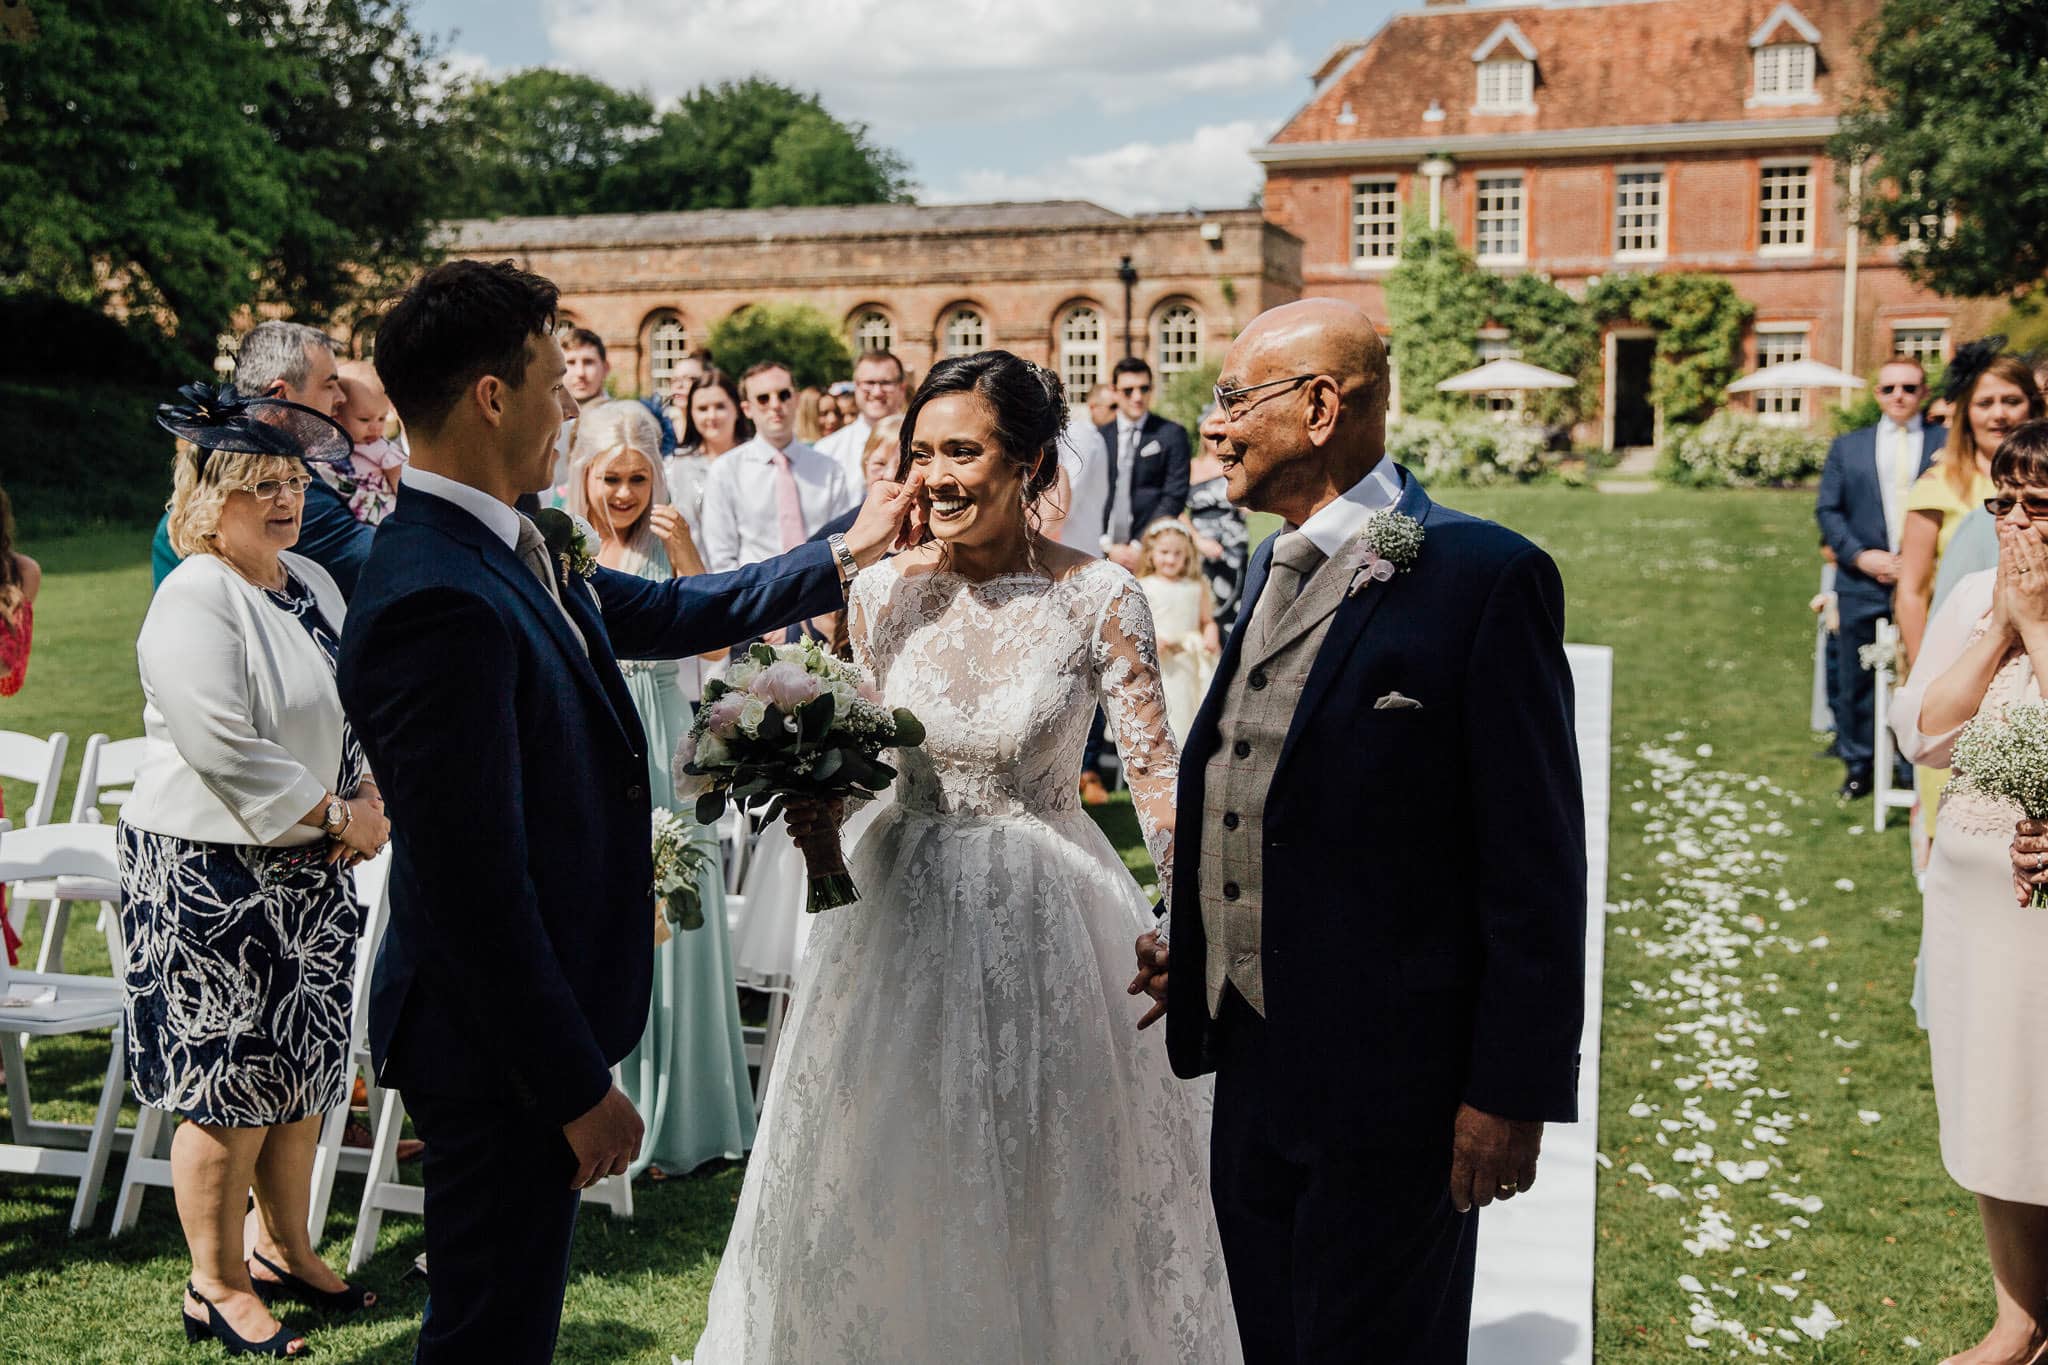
left=1117, top=255, right=1138, bottom=358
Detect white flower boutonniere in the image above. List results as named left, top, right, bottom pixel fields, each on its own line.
left=1347, top=509, right=1425, bottom=597
left=534, top=507, right=599, bottom=582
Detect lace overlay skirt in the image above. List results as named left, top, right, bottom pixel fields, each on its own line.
left=690, top=802, right=1239, bottom=1364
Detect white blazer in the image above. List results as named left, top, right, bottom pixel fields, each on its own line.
left=122, top=551, right=352, bottom=847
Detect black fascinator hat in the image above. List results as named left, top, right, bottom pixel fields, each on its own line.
left=1942, top=334, right=2009, bottom=403
left=155, top=382, right=352, bottom=474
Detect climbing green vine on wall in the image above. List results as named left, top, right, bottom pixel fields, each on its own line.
left=1585, top=272, right=1754, bottom=425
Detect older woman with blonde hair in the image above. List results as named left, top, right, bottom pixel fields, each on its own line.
left=122, top=387, right=390, bottom=1357
left=562, top=400, right=756, bottom=1177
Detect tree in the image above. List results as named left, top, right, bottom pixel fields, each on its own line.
left=703, top=304, right=854, bottom=390
left=0, top=0, right=459, bottom=365
left=1492, top=273, right=1599, bottom=427
left=1834, top=0, right=2048, bottom=298
left=1383, top=218, right=1491, bottom=421
left=601, top=77, right=911, bottom=213
left=447, top=68, right=655, bottom=218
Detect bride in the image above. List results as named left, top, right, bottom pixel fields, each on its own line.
left=688, top=351, right=1240, bottom=1363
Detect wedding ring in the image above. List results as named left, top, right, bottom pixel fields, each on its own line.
left=1497, top=1181, right=1518, bottom=1192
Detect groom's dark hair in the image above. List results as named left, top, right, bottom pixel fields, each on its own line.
left=375, top=259, right=560, bottom=435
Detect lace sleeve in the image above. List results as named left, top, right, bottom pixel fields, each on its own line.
left=1092, top=568, right=1180, bottom=925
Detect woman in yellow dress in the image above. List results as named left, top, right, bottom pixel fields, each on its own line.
left=1898, top=347, right=2045, bottom=864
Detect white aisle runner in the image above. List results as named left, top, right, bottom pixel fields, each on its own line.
left=1468, top=643, right=1612, bottom=1365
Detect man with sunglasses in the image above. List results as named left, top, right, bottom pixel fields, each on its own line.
left=1098, top=356, right=1191, bottom=572
left=1817, top=356, right=1947, bottom=798
left=700, top=360, right=854, bottom=573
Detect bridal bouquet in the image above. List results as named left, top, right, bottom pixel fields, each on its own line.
left=1951, top=701, right=2048, bottom=908
left=651, top=809, right=714, bottom=932
left=677, top=639, right=925, bottom=911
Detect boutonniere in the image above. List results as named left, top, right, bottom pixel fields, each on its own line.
left=1347, top=509, right=1425, bottom=597
left=533, top=507, right=598, bottom=581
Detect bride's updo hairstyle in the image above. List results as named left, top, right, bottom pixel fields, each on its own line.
left=897, top=349, right=1068, bottom=502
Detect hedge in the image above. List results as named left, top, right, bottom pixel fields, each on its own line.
left=4, top=380, right=179, bottom=537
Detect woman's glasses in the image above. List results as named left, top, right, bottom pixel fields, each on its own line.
left=1984, top=494, right=2048, bottom=521
left=238, top=475, right=313, bottom=502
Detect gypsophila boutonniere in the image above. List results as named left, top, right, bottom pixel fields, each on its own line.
left=533, top=507, right=598, bottom=581
left=1347, top=509, right=1425, bottom=597
left=1857, top=636, right=1902, bottom=676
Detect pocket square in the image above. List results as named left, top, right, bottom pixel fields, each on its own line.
left=1373, top=691, right=1423, bottom=710
left=1140, top=440, right=1162, bottom=457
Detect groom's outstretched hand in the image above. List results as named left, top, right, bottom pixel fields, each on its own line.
left=1129, top=930, right=1170, bottom=1030
left=563, top=1084, right=644, bottom=1190
left=1449, top=1103, right=1543, bottom=1213
left=843, top=469, right=928, bottom=569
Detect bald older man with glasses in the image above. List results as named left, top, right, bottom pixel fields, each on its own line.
left=1132, top=298, right=1586, bottom=1363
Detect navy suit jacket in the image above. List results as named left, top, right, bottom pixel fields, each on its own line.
left=1815, top=422, right=1945, bottom=611
left=1164, top=468, right=1587, bottom=1140
left=337, top=484, right=845, bottom=1124
left=1099, top=412, right=1192, bottom=542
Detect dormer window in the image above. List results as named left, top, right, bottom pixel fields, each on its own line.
left=1471, top=20, right=1538, bottom=114
left=1748, top=4, right=1821, bottom=105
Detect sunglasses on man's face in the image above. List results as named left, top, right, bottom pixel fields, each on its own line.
left=1878, top=383, right=1923, bottom=396
left=1118, top=384, right=1152, bottom=396
left=749, top=388, right=794, bottom=406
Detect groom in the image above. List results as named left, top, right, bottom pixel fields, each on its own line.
left=1135, top=299, right=1586, bottom=1362
left=337, top=259, right=920, bottom=1363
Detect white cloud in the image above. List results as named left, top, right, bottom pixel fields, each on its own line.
left=926, top=119, right=1267, bottom=213
left=541, top=0, right=1304, bottom=131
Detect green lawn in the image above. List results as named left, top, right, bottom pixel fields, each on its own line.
left=0, top=493, right=1983, bottom=1362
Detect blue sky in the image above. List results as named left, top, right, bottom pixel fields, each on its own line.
left=410, top=0, right=1408, bottom=212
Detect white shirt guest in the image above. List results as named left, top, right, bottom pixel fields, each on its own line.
left=700, top=436, right=850, bottom=571
left=1053, top=420, right=1110, bottom=557
left=1876, top=409, right=1926, bottom=551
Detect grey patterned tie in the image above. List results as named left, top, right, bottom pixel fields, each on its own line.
left=514, top=516, right=589, bottom=655
left=1246, top=530, right=1326, bottom=658
left=1107, top=424, right=1137, bottom=545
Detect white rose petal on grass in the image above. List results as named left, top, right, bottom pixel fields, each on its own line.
left=1647, top=1183, right=1685, bottom=1200
left=1793, top=1302, right=1842, bottom=1341
left=1833, top=878, right=1856, bottom=892
left=1859, top=1110, right=1883, bottom=1125
left=1678, top=1275, right=1706, bottom=1294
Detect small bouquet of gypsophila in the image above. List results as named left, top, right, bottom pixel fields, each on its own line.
left=1857, top=637, right=1903, bottom=676
left=676, top=639, right=925, bottom=911
left=1950, top=701, right=2048, bottom=908
left=651, top=809, right=714, bottom=932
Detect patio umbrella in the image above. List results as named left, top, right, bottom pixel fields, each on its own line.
left=1435, top=358, right=1579, bottom=393
left=1725, top=360, right=1866, bottom=393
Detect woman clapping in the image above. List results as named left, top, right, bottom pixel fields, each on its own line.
left=1893, top=419, right=2048, bottom=1365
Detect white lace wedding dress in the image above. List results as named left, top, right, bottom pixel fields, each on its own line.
left=689, top=557, right=1239, bottom=1364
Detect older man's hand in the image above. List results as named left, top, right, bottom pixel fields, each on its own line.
left=1128, top=929, right=1170, bottom=1031
left=1449, top=1103, right=1542, bottom=1214
left=2012, top=818, right=2048, bottom=905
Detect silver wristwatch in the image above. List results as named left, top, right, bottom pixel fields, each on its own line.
left=321, top=796, right=351, bottom=836
left=827, top=532, right=860, bottom=588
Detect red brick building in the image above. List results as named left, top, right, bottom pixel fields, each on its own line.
left=442, top=201, right=1302, bottom=402
left=1256, top=0, right=2002, bottom=444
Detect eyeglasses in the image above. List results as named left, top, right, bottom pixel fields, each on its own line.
left=1117, top=384, right=1152, bottom=396
left=1213, top=373, right=1319, bottom=422
left=855, top=378, right=902, bottom=390
left=237, top=475, right=313, bottom=502
left=1985, top=495, right=2048, bottom=521
left=1877, top=383, right=1923, bottom=396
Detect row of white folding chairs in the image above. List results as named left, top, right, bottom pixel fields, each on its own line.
left=1, top=731, right=150, bottom=975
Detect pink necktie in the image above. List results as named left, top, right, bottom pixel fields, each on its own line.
left=771, top=448, right=806, bottom=551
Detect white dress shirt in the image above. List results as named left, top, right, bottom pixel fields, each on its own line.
left=1293, top=455, right=1404, bottom=559
left=698, top=436, right=852, bottom=571
left=123, top=552, right=352, bottom=847
left=1054, top=421, right=1110, bottom=557
left=815, top=416, right=874, bottom=494
left=1875, top=416, right=1924, bottom=552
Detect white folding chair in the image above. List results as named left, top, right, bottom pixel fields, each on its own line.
left=0, top=730, right=68, bottom=960
left=0, top=822, right=134, bottom=1233
left=306, top=854, right=393, bottom=1246
left=71, top=734, right=152, bottom=819
left=1871, top=618, right=1917, bottom=833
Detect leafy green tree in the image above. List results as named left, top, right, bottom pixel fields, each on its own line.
left=448, top=67, right=655, bottom=218
left=1383, top=217, right=1490, bottom=421
left=602, top=77, right=911, bottom=213
left=1834, top=0, right=2048, bottom=299
left=1492, top=273, right=1599, bottom=427
left=704, top=303, right=854, bottom=390
left=0, top=0, right=458, bottom=365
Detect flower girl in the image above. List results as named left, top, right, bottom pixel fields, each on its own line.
left=1136, top=518, right=1219, bottom=744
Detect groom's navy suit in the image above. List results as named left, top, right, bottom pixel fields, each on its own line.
left=337, top=484, right=846, bottom=1363
left=1166, top=468, right=1586, bottom=1362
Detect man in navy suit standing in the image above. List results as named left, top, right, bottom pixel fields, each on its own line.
left=1815, top=355, right=1945, bottom=797
left=1132, top=299, right=1585, bottom=1362
left=1098, top=356, right=1191, bottom=567
left=336, top=260, right=920, bottom=1363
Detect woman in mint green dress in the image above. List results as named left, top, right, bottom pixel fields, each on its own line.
left=566, top=402, right=756, bottom=1175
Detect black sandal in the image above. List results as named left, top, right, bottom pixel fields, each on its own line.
left=247, top=1251, right=376, bottom=1315
left=182, top=1281, right=310, bottom=1357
